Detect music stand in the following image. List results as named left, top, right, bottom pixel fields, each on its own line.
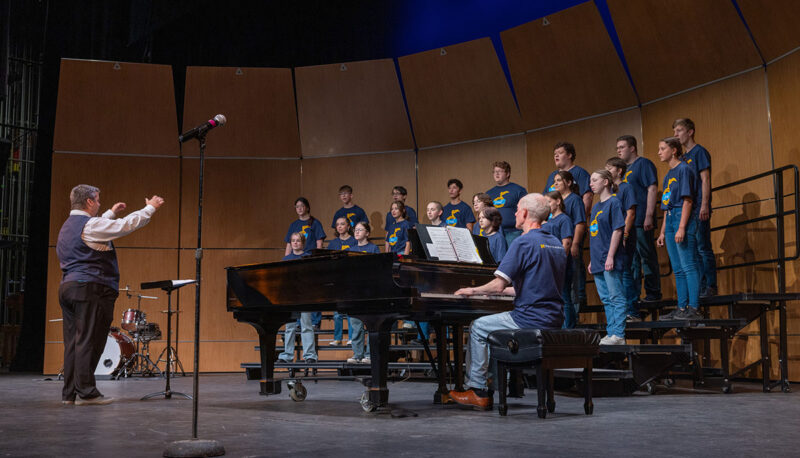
left=140, top=279, right=195, bottom=401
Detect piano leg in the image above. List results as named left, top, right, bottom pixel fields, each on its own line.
left=452, top=323, right=465, bottom=392
left=244, top=317, right=287, bottom=396
left=433, top=321, right=452, bottom=405
left=361, top=314, right=396, bottom=409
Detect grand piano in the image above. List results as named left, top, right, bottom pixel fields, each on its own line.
left=226, top=247, right=514, bottom=410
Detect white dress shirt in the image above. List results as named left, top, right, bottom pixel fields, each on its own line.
left=71, top=205, right=156, bottom=251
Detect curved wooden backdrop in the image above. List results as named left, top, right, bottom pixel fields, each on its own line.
left=47, top=0, right=800, bottom=380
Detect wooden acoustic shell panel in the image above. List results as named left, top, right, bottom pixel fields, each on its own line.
left=501, top=1, right=637, bottom=129
left=301, top=151, right=417, bottom=237
left=49, top=153, right=180, bottom=248
left=738, top=0, right=800, bottom=63
left=44, top=248, right=179, bottom=374
left=418, top=135, right=527, bottom=226
left=182, top=66, right=300, bottom=158
left=295, top=59, right=414, bottom=157
left=398, top=38, right=524, bottom=147
left=179, top=158, right=301, bottom=249
left=53, top=59, right=178, bottom=156
left=526, top=108, right=642, bottom=194
left=607, top=0, right=761, bottom=102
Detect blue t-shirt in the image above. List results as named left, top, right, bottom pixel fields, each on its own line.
left=497, top=229, right=566, bottom=329
left=442, top=201, right=476, bottom=228
left=563, top=192, right=586, bottom=247
left=588, top=197, right=626, bottom=274
left=542, top=212, right=574, bottom=241
left=486, top=182, right=527, bottom=231
left=661, top=161, right=696, bottom=211
left=385, top=205, right=417, bottom=228
left=683, top=144, right=712, bottom=211
left=348, top=242, right=381, bottom=254
left=331, top=205, right=368, bottom=229
left=624, top=156, right=658, bottom=226
left=385, top=219, right=413, bottom=254
left=473, top=225, right=504, bottom=237
left=282, top=252, right=310, bottom=261
left=544, top=165, right=591, bottom=196
left=486, top=231, right=508, bottom=263
left=614, top=182, right=637, bottom=257
left=327, top=236, right=356, bottom=251
left=285, top=218, right=326, bottom=253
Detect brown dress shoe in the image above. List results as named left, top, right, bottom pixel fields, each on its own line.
left=448, top=389, right=492, bottom=411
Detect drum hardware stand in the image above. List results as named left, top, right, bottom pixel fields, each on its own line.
left=141, top=281, right=193, bottom=401
left=118, top=289, right=162, bottom=378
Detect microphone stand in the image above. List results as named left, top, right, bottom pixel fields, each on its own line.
left=163, top=132, right=224, bottom=457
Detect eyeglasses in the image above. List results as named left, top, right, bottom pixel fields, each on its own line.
left=354, top=228, right=366, bottom=232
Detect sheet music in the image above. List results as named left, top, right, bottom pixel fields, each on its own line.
left=447, top=226, right=483, bottom=264
left=426, top=227, right=458, bottom=261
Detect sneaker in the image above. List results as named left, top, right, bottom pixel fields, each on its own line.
left=658, top=308, right=684, bottom=321
left=276, top=357, right=292, bottom=364
left=679, top=307, right=704, bottom=320
left=61, top=400, right=74, bottom=405
left=402, top=321, right=414, bottom=329
left=75, top=396, right=113, bottom=406
left=304, top=358, right=317, bottom=364
left=345, top=340, right=352, bottom=345
left=346, top=356, right=360, bottom=364
left=360, top=357, right=370, bottom=364
left=599, top=335, right=626, bottom=345
left=626, top=314, right=642, bottom=323
left=700, top=286, right=718, bottom=299
left=329, top=340, right=342, bottom=346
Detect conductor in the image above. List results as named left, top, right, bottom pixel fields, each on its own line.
left=450, top=193, right=567, bottom=410
left=56, top=184, right=164, bottom=405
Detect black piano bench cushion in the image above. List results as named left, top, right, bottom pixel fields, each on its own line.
left=487, top=328, right=600, bottom=362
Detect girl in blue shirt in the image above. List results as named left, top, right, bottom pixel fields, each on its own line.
left=472, top=193, right=495, bottom=236
left=284, top=197, right=326, bottom=256
left=553, top=170, right=586, bottom=328
left=588, top=169, right=626, bottom=345
left=349, top=221, right=381, bottom=254
left=656, top=137, right=701, bottom=320
left=345, top=221, right=379, bottom=363
left=327, top=217, right=356, bottom=251
left=278, top=232, right=318, bottom=362
left=477, top=207, right=507, bottom=263
left=385, top=202, right=412, bottom=255
left=545, top=191, right=575, bottom=329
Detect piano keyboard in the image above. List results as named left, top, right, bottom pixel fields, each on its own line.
left=420, top=292, right=515, bottom=301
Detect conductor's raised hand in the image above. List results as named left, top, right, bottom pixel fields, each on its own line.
left=146, top=195, right=165, bottom=209
left=111, top=202, right=126, bottom=214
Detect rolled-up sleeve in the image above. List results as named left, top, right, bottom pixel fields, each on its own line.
left=82, top=205, right=156, bottom=243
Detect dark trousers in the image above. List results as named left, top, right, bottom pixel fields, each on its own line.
left=632, top=226, right=662, bottom=298
left=59, top=281, right=118, bottom=401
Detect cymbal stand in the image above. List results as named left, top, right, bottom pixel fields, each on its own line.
left=118, top=290, right=162, bottom=378
left=142, top=286, right=191, bottom=400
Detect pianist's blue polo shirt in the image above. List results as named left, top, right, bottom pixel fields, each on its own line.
left=495, top=228, right=567, bottom=329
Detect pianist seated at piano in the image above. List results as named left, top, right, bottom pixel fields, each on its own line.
left=450, top=193, right=567, bottom=410
left=276, top=232, right=318, bottom=363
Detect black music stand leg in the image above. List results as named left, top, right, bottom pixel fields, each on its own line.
left=142, top=289, right=191, bottom=400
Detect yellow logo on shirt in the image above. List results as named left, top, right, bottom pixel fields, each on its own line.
left=446, top=209, right=460, bottom=226
left=623, top=170, right=632, bottom=183
left=589, top=211, right=602, bottom=237
left=479, top=228, right=484, bottom=236
left=687, top=159, right=693, bottom=164
left=388, top=228, right=401, bottom=246
left=346, top=212, right=356, bottom=225
left=662, top=178, right=677, bottom=206
left=341, top=245, right=350, bottom=250
left=493, top=191, right=509, bottom=208
left=300, top=225, right=310, bottom=236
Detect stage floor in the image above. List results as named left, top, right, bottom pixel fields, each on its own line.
left=0, top=372, right=797, bottom=457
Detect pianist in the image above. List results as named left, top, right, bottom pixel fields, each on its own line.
left=450, top=193, right=567, bottom=410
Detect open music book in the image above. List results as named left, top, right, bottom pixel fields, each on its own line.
left=417, top=225, right=483, bottom=264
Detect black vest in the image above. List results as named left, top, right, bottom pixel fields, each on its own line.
left=56, top=214, right=120, bottom=290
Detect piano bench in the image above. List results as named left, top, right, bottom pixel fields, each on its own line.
left=488, top=328, right=601, bottom=418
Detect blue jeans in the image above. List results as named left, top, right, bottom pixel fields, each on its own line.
left=504, top=229, right=522, bottom=246
left=622, top=234, right=638, bottom=317
left=594, top=269, right=626, bottom=337
left=278, top=312, right=317, bottom=361
left=349, top=317, right=370, bottom=359
left=632, top=226, right=662, bottom=298
left=664, top=209, right=700, bottom=309
left=466, top=312, right=520, bottom=391
left=333, top=312, right=351, bottom=342
left=561, top=260, right=577, bottom=329
left=694, top=218, right=717, bottom=290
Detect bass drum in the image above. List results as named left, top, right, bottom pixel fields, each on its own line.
left=95, top=327, right=135, bottom=376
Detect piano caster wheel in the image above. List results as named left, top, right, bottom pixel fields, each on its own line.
left=663, top=378, right=674, bottom=388
left=722, top=383, right=732, bottom=394
left=360, top=391, right=376, bottom=412
left=288, top=382, right=307, bottom=402
left=645, top=382, right=656, bottom=395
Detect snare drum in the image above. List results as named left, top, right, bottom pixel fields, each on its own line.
left=136, top=322, right=162, bottom=342
left=95, top=327, right=135, bottom=375
left=121, top=308, right=145, bottom=332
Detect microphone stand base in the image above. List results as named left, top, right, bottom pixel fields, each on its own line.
left=164, top=439, right=225, bottom=457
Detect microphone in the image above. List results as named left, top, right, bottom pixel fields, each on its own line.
left=179, top=114, right=226, bottom=143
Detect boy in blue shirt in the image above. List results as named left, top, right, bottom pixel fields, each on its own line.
left=486, top=161, right=527, bottom=246
left=443, top=178, right=476, bottom=230
left=285, top=197, right=326, bottom=256
left=674, top=118, right=717, bottom=298
left=544, top=142, right=593, bottom=218
left=331, top=185, right=367, bottom=230
left=385, top=185, right=417, bottom=229
left=616, top=135, right=662, bottom=303
left=449, top=193, right=567, bottom=410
